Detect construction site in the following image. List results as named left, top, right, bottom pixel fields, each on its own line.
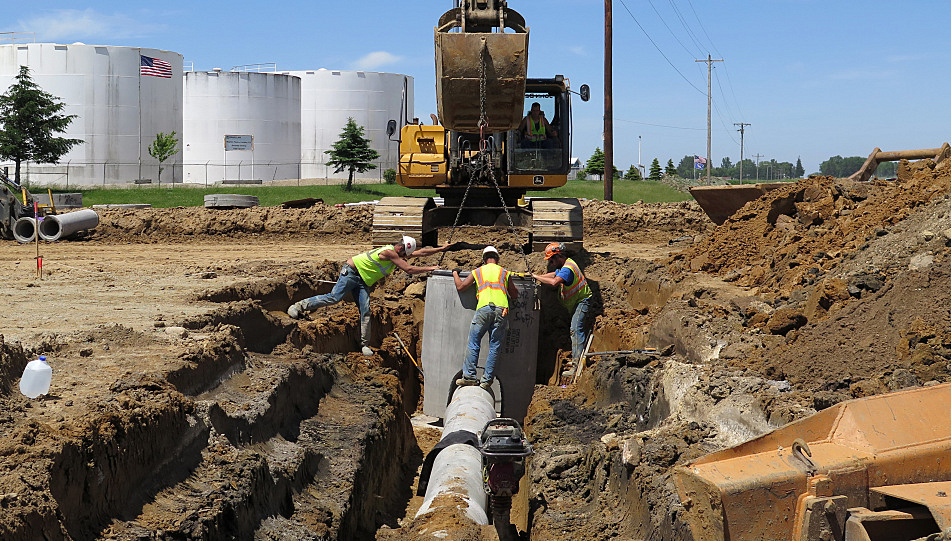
left=3, top=1, right=951, bottom=540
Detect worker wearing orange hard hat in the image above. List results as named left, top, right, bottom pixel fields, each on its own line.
left=532, top=242, right=594, bottom=375
left=288, top=236, right=452, bottom=356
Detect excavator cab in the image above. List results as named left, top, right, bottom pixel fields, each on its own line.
left=506, top=78, right=574, bottom=188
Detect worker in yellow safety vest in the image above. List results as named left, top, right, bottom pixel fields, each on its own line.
left=288, top=236, right=452, bottom=356
left=452, top=246, right=519, bottom=390
left=532, top=242, right=594, bottom=376
left=518, top=101, right=558, bottom=149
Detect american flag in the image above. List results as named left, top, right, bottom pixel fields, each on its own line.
left=140, top=55, right=172, bottom=78
left=694, top=155, right=707, bottom=170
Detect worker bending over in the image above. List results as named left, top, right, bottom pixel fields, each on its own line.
left=532, top=242, right=593, bottom=375
left=453, top=246, right=519, bottom=390
left=288, top=236, right=450, bottom=356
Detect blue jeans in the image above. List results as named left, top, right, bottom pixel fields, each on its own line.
left=462, top=305, right=509, bottom=384
left=570, top=297, right=593, bottom=361
left=300, top=265, right=371, bottom=347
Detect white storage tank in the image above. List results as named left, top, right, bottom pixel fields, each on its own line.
left=0, top=43, right=183, bottom=186
left=284, top=69, right=413, bottom=182
left=183, top=71, right=301, bottom=185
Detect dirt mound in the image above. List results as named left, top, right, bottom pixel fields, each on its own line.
left=583, top=199, right=712, bottom=245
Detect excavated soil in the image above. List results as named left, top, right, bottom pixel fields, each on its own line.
left=1, top=162, right=949, bottom=540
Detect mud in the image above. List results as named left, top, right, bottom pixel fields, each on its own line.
left=1, top=160, right=949, bottom=540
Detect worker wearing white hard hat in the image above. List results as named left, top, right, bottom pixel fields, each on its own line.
left=288, top=236, right=452, bottom=356
left=452, top=245, right=519, bottom=389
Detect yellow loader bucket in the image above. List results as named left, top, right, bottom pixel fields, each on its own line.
left=435, top=30, right=529, bottom=134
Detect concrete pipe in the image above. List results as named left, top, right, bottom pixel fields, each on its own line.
left=416, top=385, right=496, bottom=524
left=38, top=209, right=99, bottom=241
left=13, top=217, right=37, bottom=244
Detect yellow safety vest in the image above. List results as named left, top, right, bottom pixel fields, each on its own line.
left=352, top=245, right=396, bottom=287
left=527, top=117, right=546, bottom=141
left=559, top=258, right=591, bottom=312
left=473, top=263, right=511, bottom=310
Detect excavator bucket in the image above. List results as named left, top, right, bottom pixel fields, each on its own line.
left=674, top=382, right=951, bottom=541
left=435, top=30, right=529, bottom=134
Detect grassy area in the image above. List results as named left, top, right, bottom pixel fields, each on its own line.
left=53, top=179, right=691, bottom=208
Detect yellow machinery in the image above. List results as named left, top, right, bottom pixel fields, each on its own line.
left=375, top=0, right=590, bottom=252
left=675, top=382, right=951, bottom=540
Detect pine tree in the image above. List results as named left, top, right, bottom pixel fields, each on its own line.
left=0, top=66, right=81, bottom=184
left=325, top=118, right=380, bottom=191
left=795, top=157, right=805, bottom=178
left=585, top=147, right=606, bottom=180
left=148, top=131, right=179, bottom=184
left=665, top=159, right=677, bottom=177
left=648, top=158, right=662, bottom=181
left=624, top=165, right=642, bottom=181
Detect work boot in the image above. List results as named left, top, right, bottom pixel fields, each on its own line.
left=361, top=346, right=374, bottom=356
left=561, top=367, right=577, bottom=379
left=479, top=380, right=493, bottom=391
left=456, top=377, right=479, bottom=386
left=287, top=302, right=303, bottom=319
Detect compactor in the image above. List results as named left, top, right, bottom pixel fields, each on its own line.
left=377, top=0, right=589, bottom=252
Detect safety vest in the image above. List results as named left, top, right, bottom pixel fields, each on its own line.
left=473, top=263, right=511, bottom=310
left=527, top=117, right=547, bottom=141
left=559, top=258, right=591, bottom=312
left=352, top=245, right=396, bottom=287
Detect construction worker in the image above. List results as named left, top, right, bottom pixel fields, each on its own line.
left=518, top=102, right=558, bottom=149
left=532, top=242, right=593, bottom=374
left=452, top=246, right=519, bottom=390
left=288, top=236, right=451, bottom=356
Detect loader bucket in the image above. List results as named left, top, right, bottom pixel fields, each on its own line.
left=435, top=30, right=529, bottom=134
left=674, top=382, right=951, bottom=541
left=689, top=182, right=788, bottom=225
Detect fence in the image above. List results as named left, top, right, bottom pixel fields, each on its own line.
left=0, top=159, right=398, bottom=188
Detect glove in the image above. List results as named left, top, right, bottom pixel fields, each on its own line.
left=453, top=268, right=463, bottom=275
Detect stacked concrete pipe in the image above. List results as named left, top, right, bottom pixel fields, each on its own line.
left=38, top=209, right=99, bottom=241
left=13, top=217, right=37, bottom=244
left=415, top=385, right=497, bottom=524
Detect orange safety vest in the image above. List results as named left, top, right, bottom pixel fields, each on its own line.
left=559, top=258, right=591, bottom=312
left=473, top=263, right=511, bottom=310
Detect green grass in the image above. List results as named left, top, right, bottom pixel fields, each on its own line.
left=53, top=179, right=691, bottom=208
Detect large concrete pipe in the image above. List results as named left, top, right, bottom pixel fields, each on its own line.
left=415, top=385, right=497, bottom=524
left=38, top=209, right=99, bottom=241
left=13, top=217, right=37, bottom=244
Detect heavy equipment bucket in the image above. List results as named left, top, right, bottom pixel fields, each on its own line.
left=674, top=382, right=951, bottom=541
left=435, top=30, right=529, bottom=134
left=689, top=182, right=788, bottom=225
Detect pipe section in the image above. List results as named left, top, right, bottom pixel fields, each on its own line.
left=13, top=217, right=36, bottom=244
left=38, top=209, right=99, bottom=241
left=416, top=385, right=496, bottom=524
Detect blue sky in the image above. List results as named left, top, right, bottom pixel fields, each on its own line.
left=3, top=1, right=948, bottom=175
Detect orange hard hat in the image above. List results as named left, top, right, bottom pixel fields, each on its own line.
left=544, top=242, right=566, bottom=260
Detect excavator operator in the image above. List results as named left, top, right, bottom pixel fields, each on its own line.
left=518, top=102, right=558, bottom=149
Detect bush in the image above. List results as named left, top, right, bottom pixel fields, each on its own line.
left=383, top=168, right=397, bottom=184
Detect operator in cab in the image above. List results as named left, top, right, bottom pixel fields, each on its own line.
left=518, top=102, right=558, bottom=148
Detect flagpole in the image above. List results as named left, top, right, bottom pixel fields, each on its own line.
left=138, top=48, right=142, bottom=183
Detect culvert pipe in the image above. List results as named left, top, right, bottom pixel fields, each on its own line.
left=38, top=209, right=99, bottom=241
left=13, top=217, right=37, bottom=244
left=415, top=385, right=496, bottom=525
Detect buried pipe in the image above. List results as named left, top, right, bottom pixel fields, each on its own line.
left=13, top=217, right=37, bottom=244
left=38, top=209, right=99, bottom=241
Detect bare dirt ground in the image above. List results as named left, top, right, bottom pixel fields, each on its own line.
left=1, top=159, right=950, bottom=540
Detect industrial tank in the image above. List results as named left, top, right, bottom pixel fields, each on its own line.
left=183, top=71, right=301, bottom=185
left=0, top=43, right=183, bottom=186
left=284, top=70, right=413, bottom=182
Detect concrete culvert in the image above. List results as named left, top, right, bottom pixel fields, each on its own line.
left=13, top=217, right=37, bottom=243
left=38, top=209, right=100, bottom=241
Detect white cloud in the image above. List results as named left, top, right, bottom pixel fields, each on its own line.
left=19, top=9, right=166, bottom=42
left=351, top=51, right=402, bottom=71
left=569, top=46, right=586, bottom=56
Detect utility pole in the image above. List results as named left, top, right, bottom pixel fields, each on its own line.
left=696, top=54, right=723, bottom=182
left=752, top=153, right=764, bottom=181
left=734, top=122, right=750, bottom=182
left=604, top=0, right=614, bottom=200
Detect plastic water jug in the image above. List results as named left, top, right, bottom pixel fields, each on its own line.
left=19, top=355, right=51, bottom=398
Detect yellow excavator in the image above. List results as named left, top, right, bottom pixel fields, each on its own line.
left=377, top=0, right=590, bottom=252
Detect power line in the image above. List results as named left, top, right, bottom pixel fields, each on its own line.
left=644, top=0, right=700, bottom=58
left=615, top=118, right=705, bottom=131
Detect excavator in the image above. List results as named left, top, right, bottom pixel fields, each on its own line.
left=376, top=0, right=590, bottom=252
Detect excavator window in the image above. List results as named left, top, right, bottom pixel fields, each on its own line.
left=510, top=91, right=568, bottom=174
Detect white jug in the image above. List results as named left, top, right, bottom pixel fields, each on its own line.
left=19, top=356, right=51, bottom=398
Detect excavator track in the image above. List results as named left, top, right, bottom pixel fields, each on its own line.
left=530, top=198, right=582, bottom=251
left=371, top=196, right=436, bottom=247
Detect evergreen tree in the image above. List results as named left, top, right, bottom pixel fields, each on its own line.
left=585, top=147, right=606, bottom=180
left=624, top=165, right=642, bottom=181
left=0, top=66, right=81, bottom=184
left=665, top=159, right=677, bottom=177
left=325, top=118, right=380, bottom=191
left=648, top=158, right=662, bottom=182
left=148, top=131, right=179, bottom=184
left=795, top=157, right=805, bottom=178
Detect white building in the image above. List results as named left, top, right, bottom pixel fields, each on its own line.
left=183, top=70, right=301, bottom=185
left=0, top=43, right=183, bottom=186
left=282, top=69, right=413, bottom=181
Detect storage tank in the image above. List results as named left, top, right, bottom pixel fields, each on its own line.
left=284, top=70, right=413, bottom=182
left=0, top=43, right=183, bottom=186
left=183, top=71, right=301, bottom=185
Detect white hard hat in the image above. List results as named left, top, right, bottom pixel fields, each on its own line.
left=401, top=235, right=417, bottom=256
left=482, top=246, right=500, bottom=258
